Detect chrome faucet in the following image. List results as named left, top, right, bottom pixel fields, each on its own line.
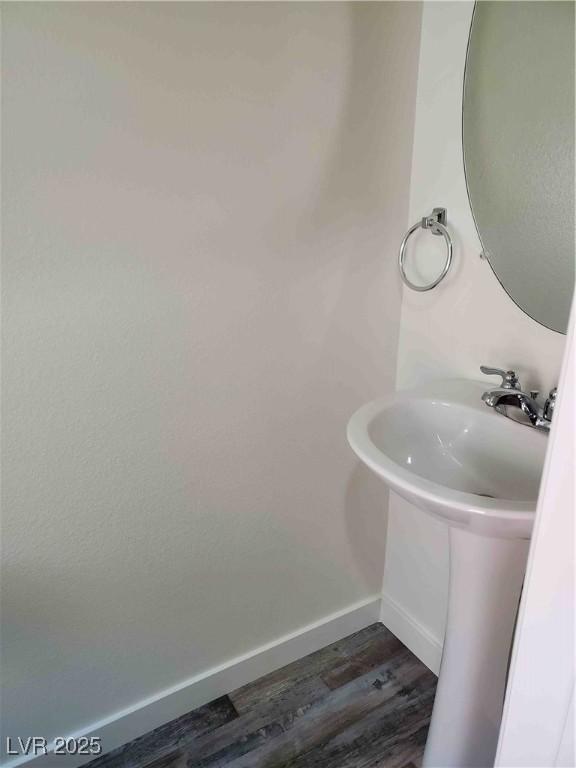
left=480, top=366, right=556, bottom=432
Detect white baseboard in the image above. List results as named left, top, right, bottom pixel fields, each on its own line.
left=380, top=591, right=443, bottom=676
left=3, top=595, right=381, bottom=768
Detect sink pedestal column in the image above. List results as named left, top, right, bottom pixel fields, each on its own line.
left=423, top=527, right=529, bottom=768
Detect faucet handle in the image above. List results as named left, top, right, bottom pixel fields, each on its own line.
left=480, top=366, right=520, bottom=390
left=543, top=387, right=557, bottom=422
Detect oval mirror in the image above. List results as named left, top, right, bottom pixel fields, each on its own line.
left=463, top=1, right=575, bottom=334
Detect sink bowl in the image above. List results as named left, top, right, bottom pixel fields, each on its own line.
left=347, top=380, right=547, bottom=538
left=347, top=381, right=548, bottom=768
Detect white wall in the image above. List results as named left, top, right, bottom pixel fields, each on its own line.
left=382, top=2, right=567, bottom=658
left=1, top=2, right=422, bottom=754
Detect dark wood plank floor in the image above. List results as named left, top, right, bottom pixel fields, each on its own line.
left=85, top=623, right=436, bottom=768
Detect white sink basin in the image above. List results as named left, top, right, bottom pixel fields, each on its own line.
left=347, top=380, right=548, bottom=768
left=347, top=380, right=547, bottom=539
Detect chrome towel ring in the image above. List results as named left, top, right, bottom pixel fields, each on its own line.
left=398, top=207, right=453, bottom=292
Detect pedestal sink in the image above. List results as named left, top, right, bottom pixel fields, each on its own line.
left=347, top=380, right=547, bottom=768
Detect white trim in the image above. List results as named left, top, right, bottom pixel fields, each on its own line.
left=380, top=591, right=443, bottom=676
left=2, top=596, right=381, bottom=768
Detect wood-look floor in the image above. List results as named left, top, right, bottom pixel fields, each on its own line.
left=85, top=623, right=436, bottom=768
